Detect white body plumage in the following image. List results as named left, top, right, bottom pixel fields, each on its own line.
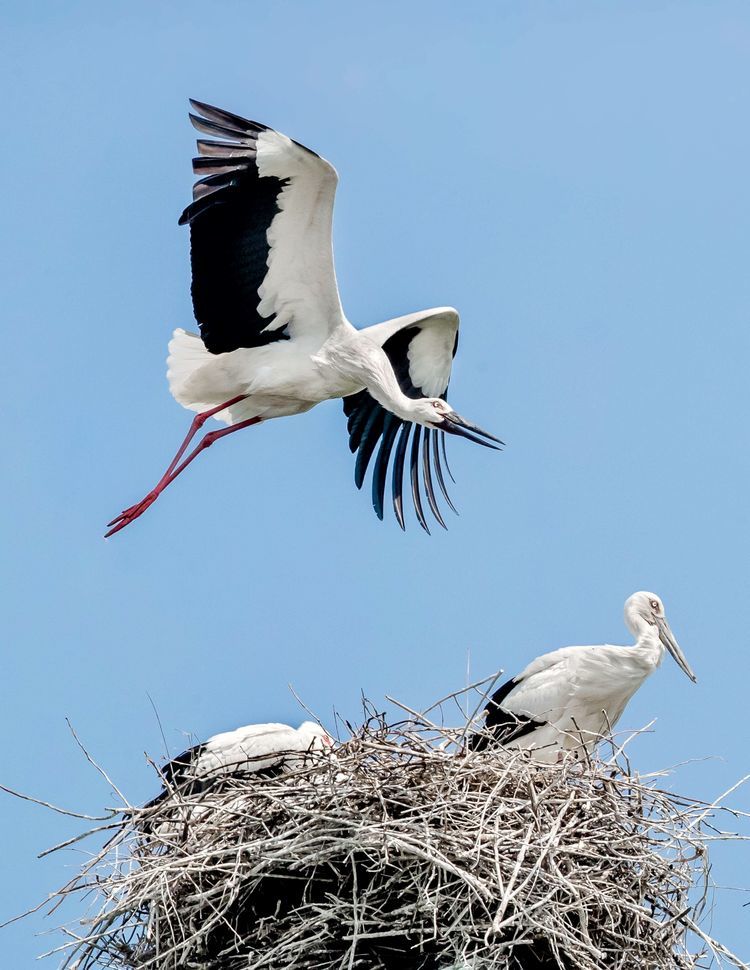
left=473, top=591, right=697, bottom=763
left=141, top=720, right=333, bottom=837
left=169, top=720, right=332, bottom=784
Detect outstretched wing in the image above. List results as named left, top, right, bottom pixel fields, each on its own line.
left=342, top=308, right=459, bottom=533
left=179, top=100, right=345, bottom=354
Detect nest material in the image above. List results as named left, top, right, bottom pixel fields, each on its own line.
left=38, top=689, right=747, bottom=970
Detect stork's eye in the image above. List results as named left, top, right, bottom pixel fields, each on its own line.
left=650, top=599, right=660, bottom=611
left=433, top=401, right=444, bottom=411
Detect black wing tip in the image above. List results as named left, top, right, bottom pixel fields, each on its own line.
left=371, top=415, right=401, bottom=520
left=189, top=98, right=268, bottom=131
left=346, top=402, right=462, bottom=534
left=189, top=99, right=322, bottom=162
left=188, top=112, right=224, bottom=144
left=422, top=430, right=448, bottom=530
left=441, top=432, right=456, bottom=485
left=391, top=423, right=410, bottom=531
left=189, top=97, right=216, bottom=113
left=433, top=430, right=459, bottom=516
left=409, top=427, right=432, bottom=535
left=192, top=154, right=256, bottom=175
left=189, top=97, right=236, bottom=118
left=179, top=143, right=260, bottom=226
left=354, top=409, right=386, bottom=489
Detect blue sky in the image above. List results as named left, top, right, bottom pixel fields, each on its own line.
left=1, top=1, right=749, bottom=963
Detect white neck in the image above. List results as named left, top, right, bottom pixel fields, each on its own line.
left=361, top=349, right=422, bottom=420
left=630, top=617, right=664, bottom=665
left=333, top=334, right=424, bottom=421
left=367, top=378, right=421, bottom=423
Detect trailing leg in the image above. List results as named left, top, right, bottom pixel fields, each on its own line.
left=105, top=403, right=259, bottom=538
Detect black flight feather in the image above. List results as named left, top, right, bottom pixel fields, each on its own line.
left=189, top=99, right=269, bottom=135
left=196, top=138, right=255, bottom=157
left=440, top=430, right=456, bottom=484
left=422, top=430, right=447, bottom=529
left=143, top=742, right=207, bottom=810
left=192, top=155, right=257, bottom=175
left=432, top=431, right=458, bottom=514
left=372, top=414, right=402, bottom=519
left=188, top=113, right=255, bottom=141
left=470, top=677, right=547, bottom=752
left=354, top=407, right=385, bottom=489
left=192, top=170, right=244, bottom=195
left=409, top=426, right=430, bottom=534
left=391, top=423, right=411, bottom=530
left=343, top=391, right=375, bottom=452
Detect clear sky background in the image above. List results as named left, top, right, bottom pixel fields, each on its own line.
left=1, top=2, right=748, bottom=964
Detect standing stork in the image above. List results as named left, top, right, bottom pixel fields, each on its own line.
left=470, top=591, right=697, bottom=762
left=106, top=100, right=501, bottom=538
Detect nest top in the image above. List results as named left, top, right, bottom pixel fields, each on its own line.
left=33, top=684, right=747, bottom=970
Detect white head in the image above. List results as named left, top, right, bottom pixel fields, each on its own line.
left=297, top=721, right=334, bottom=750
left=624, top=591, right=697, bottom=682
left=410, top=398, right=503, bottom=450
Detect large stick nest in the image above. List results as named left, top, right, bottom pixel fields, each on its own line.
left=34, top=684, right=747, bottom=970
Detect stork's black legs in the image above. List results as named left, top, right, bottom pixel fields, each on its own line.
left=105, top=396, right=255, bottom=537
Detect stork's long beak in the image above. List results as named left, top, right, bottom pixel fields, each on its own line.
left=657, top=616, right=697, bottom=683
left=440, top=412, right=504, bottom=450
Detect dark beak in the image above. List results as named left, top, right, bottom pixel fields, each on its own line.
left=656, top=616, right=697, bottom=683
left=440, top=412, right=504, bottom=450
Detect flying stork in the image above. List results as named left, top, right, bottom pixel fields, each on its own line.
left=106, top=100, right=501, bottom=538
left=144, top=720, right=333, bottom=811
left=470, top=591, right=696, bottom=762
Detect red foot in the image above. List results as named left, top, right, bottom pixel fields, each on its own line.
left=106, top=491, right=158, bottom=528
left=105, top=492, right=160, bottom=538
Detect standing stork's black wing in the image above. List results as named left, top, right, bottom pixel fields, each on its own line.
left=179, top=100, right=344, bottom=355
left=469, top=677, right=547, bottom=752
left=342, top=311, right=460, bottom=533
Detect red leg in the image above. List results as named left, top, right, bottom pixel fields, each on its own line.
left=107, top=395, right=249, bottom=529
left=159, top=396, right=250, bottom=479
left=161, top=416, right=262, bottom=487
left=105, top=404, right=258, bottom=538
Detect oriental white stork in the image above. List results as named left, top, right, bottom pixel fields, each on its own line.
left=470, top=591, right=697, bottom=762
left=145, top=720, right=332, bottom=811
left=106, top=100, right=502, bottom=538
